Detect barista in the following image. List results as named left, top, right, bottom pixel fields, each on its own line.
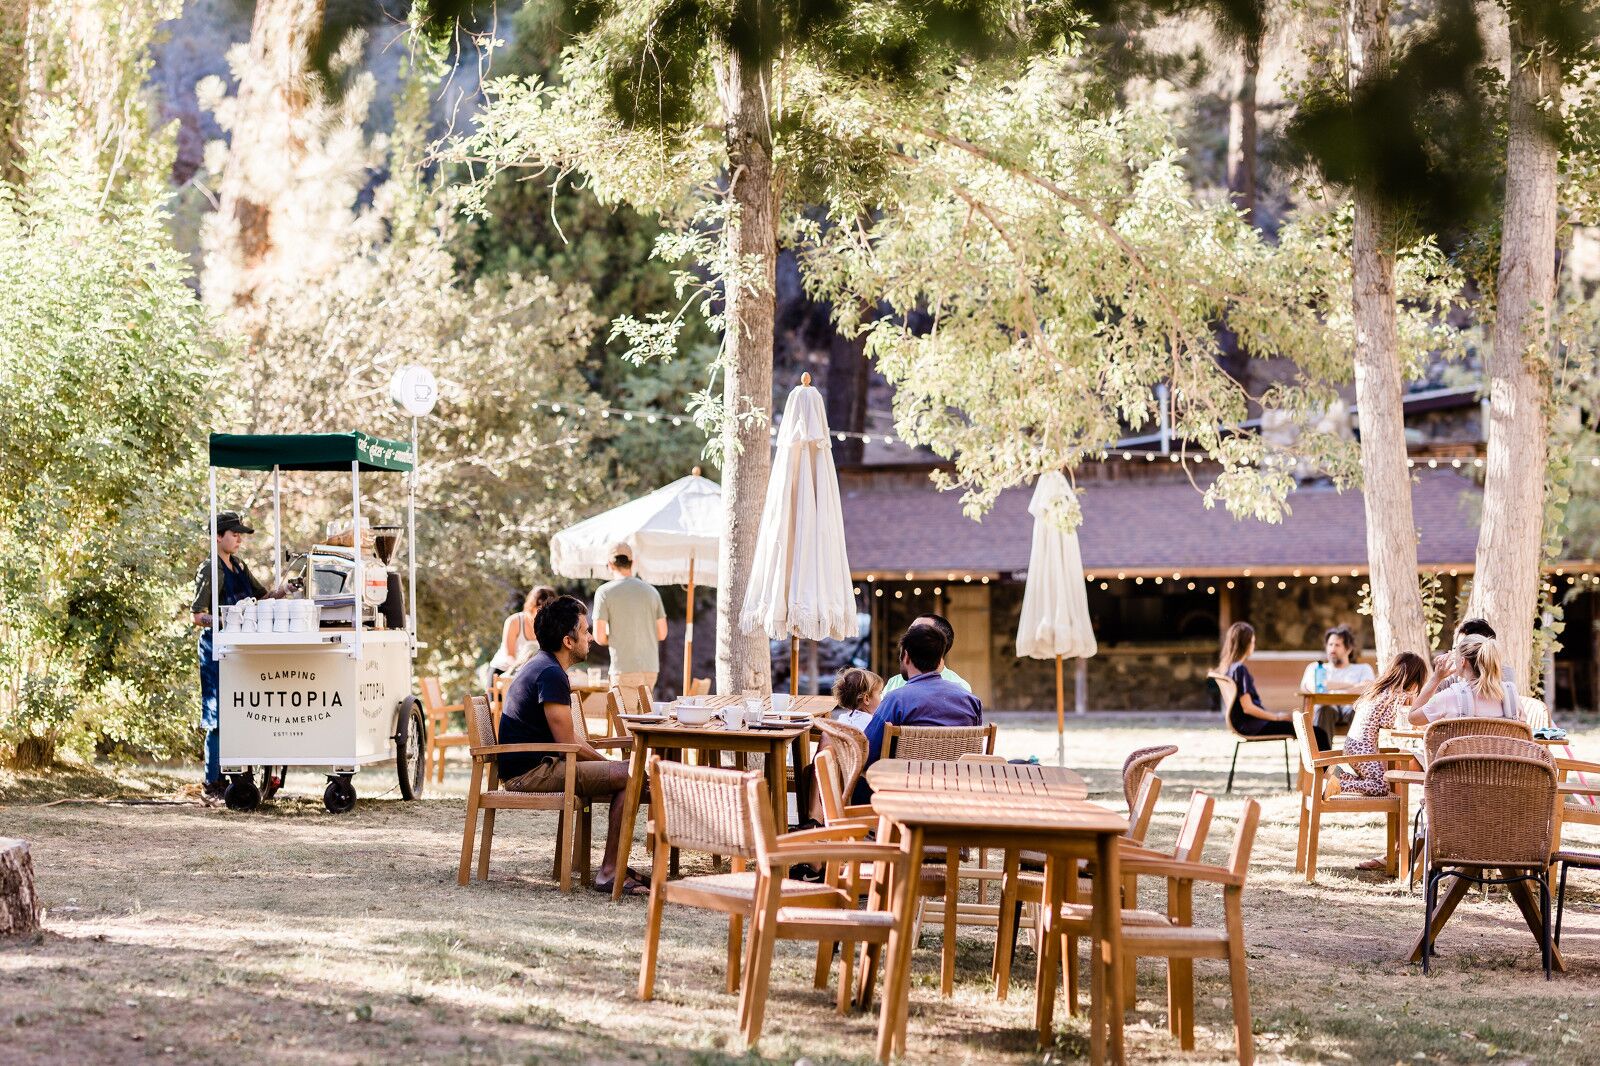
left=190, top=511, right=284, bottom=805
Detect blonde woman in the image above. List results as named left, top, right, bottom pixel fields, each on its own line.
left=1408, top=635, right=1521, bottom=724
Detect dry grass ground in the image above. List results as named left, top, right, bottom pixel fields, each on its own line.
left=4, top=712, right=1600, bottom=1064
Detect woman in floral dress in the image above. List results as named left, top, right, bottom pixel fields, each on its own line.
left=1336, top=652, right=1428, bottom=870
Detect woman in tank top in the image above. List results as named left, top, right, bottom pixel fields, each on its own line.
left=491, top=585, right=556, bottom=675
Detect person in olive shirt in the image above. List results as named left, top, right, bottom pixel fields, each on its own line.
left=591, top=543, right=667, bottom=694
left=499, top=596, right=641, bottom=894
left=190, top=511, right=284, bottom=804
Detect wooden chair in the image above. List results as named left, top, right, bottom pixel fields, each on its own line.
left=1123, top=745, right=1177, bottom=811
left=883, top=722, right=997, bottom=760
left=457, top=694, right=590, bottom=891
left=992, top=773, right=1174, bottom=1004
left=419, top=676, right=470, bottom=783
left=1208, top=670, right=1290, bottom=793
left=1420, top=735, right=1557, bottom=977
left=489, top=671, right=514, bottom=726
left=1116, top=798, right=1263, bottom=1063
left=1521, top=696, right=1550, bottom=731
left=688, top=677, right=712, bottom=697
left=1290, top=708, right=1408, bottom=883
left=637, top=757, right=864, bottom=1006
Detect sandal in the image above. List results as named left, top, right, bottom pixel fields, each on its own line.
left=1356, top=857, right=1387, bottom=871
left=594, top=868, right=652, bottom=896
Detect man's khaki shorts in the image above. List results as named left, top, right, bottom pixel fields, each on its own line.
left=503, top=758, right=629, bottom=798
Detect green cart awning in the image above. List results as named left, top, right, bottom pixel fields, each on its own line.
left=209, top=432, right=414, bottom=473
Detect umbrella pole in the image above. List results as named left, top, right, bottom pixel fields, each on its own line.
left=1056, top=654, right=1065, bottom=768
left=790, top=635, right=799, bottom=697
left=683, top=555, right=695, bottom=697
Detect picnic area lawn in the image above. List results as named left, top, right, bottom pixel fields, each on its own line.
left=3, top=712, right=1598, bottom=1064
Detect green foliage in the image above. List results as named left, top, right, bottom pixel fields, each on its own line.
left=0, top=107, right=216, bottom=766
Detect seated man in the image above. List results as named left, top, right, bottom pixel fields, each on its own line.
left=1415, top=617, right=1514, bottom=707
left=881, top=613, right=972, bottom=694
left=1300, top=624, right=1375, bottom=737
left=856, top=624, right=985, bottom=803
left=498, top=595, right=644, bottom=894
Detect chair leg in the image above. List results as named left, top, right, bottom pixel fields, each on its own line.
left=638, top=843, right=671, bottom=1001
left=1540, top=874, right=1553, bottom=981
left=1421, top=870, right=1437, bottom=974
left=578, top=803, right=594, bottom=887
left=726, top=915, right=743, bottom=995
left=555, top=800, right=575, bottom=893
left=477, top=808, right=497, bottom=883
left=551, top=808, right=565, bottom=880
left=456, top=787, right=480, bottom=886
left=1556, top=862, right=1571, bottom=946
left=1293, top=795, right=1309, bottom=874
left=1227, top=741, right=1241, bottom=794
left=739, top=894, right=781, bottom=1047
left=835, top=939, right=855, bottom=1013
left=1282, top=739, right=1291, bottom=791
left=1226, top=918, right=1254, bottom=1065
left=1303, top=789, right=1322, bottom=885
left=814, top=938, right=833, bottom=990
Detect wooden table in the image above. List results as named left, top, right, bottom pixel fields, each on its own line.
left=866, top=759, right=1088, bottom=800
left=865, top=790, right=1129, bottom=1064
left=1299, top=689, right=1361, bottom=728
left=612, top=716, right=809, bottom=900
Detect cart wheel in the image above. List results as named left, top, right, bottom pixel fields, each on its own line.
left=258, top=766, right=288, bottom=801
left=224, top=773, right=261, bottom=812
left=394, top=697, right=426, bottom=801
left=323, top=775, right=356, bottom=814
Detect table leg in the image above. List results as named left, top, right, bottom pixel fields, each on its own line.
left=878, top=826, right=923, bottom=1062
left=1096, top=831, right=1124, bottom=1064
left=1407, top=872, right=1471, bottom=962
left=613, top=737, right=650, bottom=901
left=993, top=848, right=1020, bottom=1000
left=1035, top=854, right=1066, bottom=1046
left=792, top=728, right=813, bottom=828
left=766, top=739, right=788, bottom=830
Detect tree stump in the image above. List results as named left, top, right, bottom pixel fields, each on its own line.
left=0, top=839, right=40, bottom=938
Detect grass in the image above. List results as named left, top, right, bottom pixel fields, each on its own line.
left=3, top=711, right=1600, bottom=1064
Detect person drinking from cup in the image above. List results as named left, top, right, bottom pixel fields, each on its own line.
left=190, top=511, right=286, bottom=806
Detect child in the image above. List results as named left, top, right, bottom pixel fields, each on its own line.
left=830, top=666, right=884, bottom=731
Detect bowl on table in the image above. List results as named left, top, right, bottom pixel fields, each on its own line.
left=675, top=702, right=716, bottom=726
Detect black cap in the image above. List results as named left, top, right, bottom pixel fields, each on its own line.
left=216, top=511, right=255, bottom=535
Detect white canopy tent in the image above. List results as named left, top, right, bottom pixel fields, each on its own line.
left=1015, top=471, right=1098, bottom=765
left=550, top=471, right=722, bottom=690
left=740, top=375, right=859, bottom=693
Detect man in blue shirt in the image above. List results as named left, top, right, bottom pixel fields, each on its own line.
left=857, top=624, right=985, bottom=802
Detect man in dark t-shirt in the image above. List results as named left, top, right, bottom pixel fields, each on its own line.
left=498, top=596, right=640, bottom=894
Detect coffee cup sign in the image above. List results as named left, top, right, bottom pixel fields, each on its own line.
left=389, top=364, right=438, bottom=417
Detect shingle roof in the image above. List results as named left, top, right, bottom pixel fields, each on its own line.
left=840, top=468, right=1503, bottom=578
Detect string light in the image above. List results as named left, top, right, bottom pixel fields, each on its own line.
left=522, top=398, right=899, bottom=445
left=1206, top=585, right=1216, bottom=594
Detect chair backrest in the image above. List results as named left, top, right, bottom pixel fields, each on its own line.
left=1425, top=737, right=1556, bottom=868
left=420, top=676, right=446, bottom=713
left=490, top=672, right=514, bottom=722
left=466, top=693, right=496, bottom=748
left=815, top=718, right=869, bottom=801
left=1521, top=696, right=1550, bottom=731
left=688, top=677, right=712, bottom=697
left=649, top=756, right=762, bottom=860
left=1121, top=745, right=1178, bottom=811
left=1173, top=789, right=1215, bottom=863
left=814, top=749, right=851, bottom=824
left=1226, top=799, right=1262, bottom=882
left=1422, top=717, right=1533, bottom=766
left=1127, top=774, right=1162, bottom=846
left=567, top=694, right=594, bottom=744
left=611, top=684, right=649, bottom=716
left=885, top=722, right=997, bottom=760
left=1206, top=670, right=1238, bottom=717
left=1290, top=707, right=1325, bottom=774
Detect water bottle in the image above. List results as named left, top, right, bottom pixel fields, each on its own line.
left=1313, top=661, right=1327, bottom=694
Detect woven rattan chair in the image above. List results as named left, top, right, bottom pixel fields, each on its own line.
left=419, top=676, right=470, bottom=783
left=1420, top=735, right=1557, bottom=977
left=1290, top=708, right=1408, bottom=883
left=1117, top=798, right=1262, bottom=1064
left=1123, top=745, right=1178, bottom=811
left=882, top=722, right=997, bottom=760
left=457, top=694, right=590, bottom=890
left=1208, top=670, right=1290, bottom=793
left=638, top=757, right=888, bottom=1032
left=1421, top=717, right=1533, bottom=765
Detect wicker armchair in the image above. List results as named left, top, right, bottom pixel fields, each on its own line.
left=1123, top=745, right=1178, bottom=811
left=1420, top=735, right=1557, bottom=977
left=883, top=722, right=997, bottom=760
left=1421, top=717, right=1532, bottom=765
left=1290, top=708, right=1408, bottom=882
left=456, top=694, right=591, bottom=890
left=1208, top=670, right=1290, bottom=793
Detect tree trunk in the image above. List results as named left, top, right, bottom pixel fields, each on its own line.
left=209, top=0, right=324, bottom=313
left=1226, top=38, right=1259, bottom=227
left=713, top=48, right=777, bottom=696
left=1347, top=0, right=1429, bottom=665
left=1471, top=20, right=1559, bottom=688
left=825, top=304, right=872, bottom=467
left=0, top=839, right=40, bottom=939
left=0, top=0, right=29, bottom=187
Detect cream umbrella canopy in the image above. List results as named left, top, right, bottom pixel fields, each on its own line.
left=550, top=471, right=721, bottom=691
left=740, top=375, right=859, bottom=693
left=1016, top=471, right=1098, bottom=766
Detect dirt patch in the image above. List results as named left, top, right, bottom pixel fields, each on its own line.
left=3, top=713, right=1599, bottom=1064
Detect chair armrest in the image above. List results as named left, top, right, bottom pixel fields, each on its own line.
left=777, top=824, right=872, bottom=845
left=823, top=816, right=879, bottom=833
left=1119, top=856, right=1244, bottom=886
left=470, top=743, right=584, bottom=757
left=443, top=700, right=465, bottom=713
left=1311, top=750, right=1414, bottom=769
left=590, top=737, right=634, bottom=750
left=768, top=842, right=909, bottom=868
left=842, top=803, right=876, bottom=818
left=1557, top=757, right=1600, bottom=776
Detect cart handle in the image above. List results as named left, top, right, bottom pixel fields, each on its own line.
left=470, top=742, right=585, bottom=758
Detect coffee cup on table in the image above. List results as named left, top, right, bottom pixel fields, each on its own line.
left=770, top=693, right=792, bottom=718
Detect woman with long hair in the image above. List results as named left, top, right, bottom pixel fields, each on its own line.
left=1217, top=621, right=1330, bottom=749
left=1337, top=652, right=1429, bottom=798
left=490, top=585, right=557, bottom=676
left=1408, top=635, right=1521, bottom=724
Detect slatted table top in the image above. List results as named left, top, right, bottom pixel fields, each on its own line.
left=621, top=718, right=810, bottom=740
left=696, top=694, right=836, bottom=716
left=870, top=789, right=1124, bottom=832
left=864, top=759, right=1088, bottom=800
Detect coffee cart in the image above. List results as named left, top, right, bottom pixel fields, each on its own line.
left=207, top=430, right=426, bottom=813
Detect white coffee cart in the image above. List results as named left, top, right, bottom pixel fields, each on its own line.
left=207, top=430, right=426, bottom=813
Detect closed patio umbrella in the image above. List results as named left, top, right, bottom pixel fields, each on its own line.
left=550, top=470, right=721, bottom=691
left=740, top=375, right=859, bottom=694
left=1016, top=471, right=1098, bottom=766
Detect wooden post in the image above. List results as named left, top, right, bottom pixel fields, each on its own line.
left=1075, top=656, right=1088, bottom=715
left=1055, top=654, right=1065, bottom=767
left=790, top=634, right=800, bottom=697
left=683, top=554, right=696, bottom=697
left=0, top=839, right=39, bottom=939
